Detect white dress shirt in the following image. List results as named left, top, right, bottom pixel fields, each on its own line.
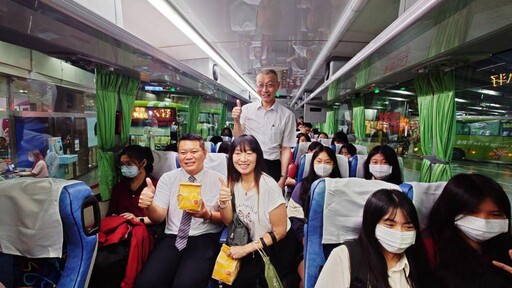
left=240, top=101, right=296, bottom=160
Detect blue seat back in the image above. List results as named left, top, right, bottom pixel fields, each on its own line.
left=0, top=179, right=100, bottom=288
left=292, top=142, right=311, bottom=164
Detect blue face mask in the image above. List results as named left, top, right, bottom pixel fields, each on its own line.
left=121, top=166, right=140, bottom=178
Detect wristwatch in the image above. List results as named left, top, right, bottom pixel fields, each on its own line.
left=139, top=217, right=145, bottom=224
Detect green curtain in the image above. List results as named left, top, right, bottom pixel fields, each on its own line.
left=355, top=59, right=371, bottom=90
left=415, top=70, right=456, bottom=182
left=415, top=74, right=434, bottom=182
left=218, top=103, right=227, bottom=135
left=186, top=95, right=202, bottom=134
left=352, top=95, right=365, bottom=144
left=322, top=107, right=339, bottom=135
left=119, top=76, right=139, bottom=145
left=428, top=0, right=473, bottom=57
left=96, top=69, right=122, bottom=201
left=431, top=70, right=456, bottom=181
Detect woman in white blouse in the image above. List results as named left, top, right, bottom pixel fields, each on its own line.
left=315, top=189, right=432, bottom=288
left=219, top=134, right=299, bottom=288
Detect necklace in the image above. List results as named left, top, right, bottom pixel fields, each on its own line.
left=241, top=181, right=255, bottom=196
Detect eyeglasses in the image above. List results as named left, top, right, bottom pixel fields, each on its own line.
left=256, top=82, right=275, bottom=90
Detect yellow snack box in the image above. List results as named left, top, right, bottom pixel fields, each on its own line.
left=177, top=182, right=202, bottom=211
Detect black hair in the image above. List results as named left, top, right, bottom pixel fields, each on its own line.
left=178, top=133, right=205, bottom=150
left=363, top=145, right=402, bottom=185
left=221, top=127, right=233, bottom=138
left=227, top=135, right=264, bottom=192
left=299, top=146, right=341, bottom=218
left=217, top=141, right=231, bottom=154
left=359, top=189, right=432, bottom=288
left=331, top=131, right=348, bottom=145
left=210, top=135, right=223, bottom=145
left=428, top=173, right=512, bottom=288
left=118, top=145, right=154, bottom=174
left=318, top=132, right=329, bottom=139
left=307, top=141, right=322, bottom=152
left=296, top=133, right=311, bottom=143
left=341, top=143, right=357, bottom=157
left=304, top=122, right=313, bottom=129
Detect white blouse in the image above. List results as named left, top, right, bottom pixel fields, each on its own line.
left=315, top=245, right=411, bottom=288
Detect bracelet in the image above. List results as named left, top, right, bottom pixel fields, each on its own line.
left=218, top=199, right=228, bottom=209
left=269, top=232, right=277, bottom=245
left=280, top=175, right=285, bottom=178
left=260, top=237, right=268, bottom=249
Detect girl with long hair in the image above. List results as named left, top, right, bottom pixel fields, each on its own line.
left=316, top=189, right=432, bottom=288
left=426, top=173, right=512, bottom=288
left=219, top=135, right=298, bottom=287
left=27, top=150, right=48, bottom=178
left=287, top=145, right=341, bottom=287
left=363, top=145, right=402, bottom=185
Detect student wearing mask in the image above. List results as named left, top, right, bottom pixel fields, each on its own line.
left=317, top=132, right=329, bottom=140
left=285, top=142, right=322, bottom=190
left=316, top=189, right=433, bottom=288
left=108, top=145, right=158, bottom=224
left=425, top=173, right=512, bottom=288
left=287, top=146, right=341, bottom=287
left=340, top=143, right=357, bottom=159
left=363, top=145, right=402, bottom=185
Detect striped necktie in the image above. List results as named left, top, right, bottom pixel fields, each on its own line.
left=175, top=175, right=196, bottom=251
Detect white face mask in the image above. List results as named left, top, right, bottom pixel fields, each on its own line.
left=454, top=215, right=509, bottom=243
left=28, top=156, right=34, bottom=162
left=369, top=164, right=392, bottom=179
left=375, top=224, right=416, bottom=254
left=121, top=166, right=140, bottom=178
left=314, top=163, right=333, bottom=177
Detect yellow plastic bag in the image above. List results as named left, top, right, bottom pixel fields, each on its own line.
left=177, top=182, right=202, bottom=211
left=212, top=244, right=240, bottom=285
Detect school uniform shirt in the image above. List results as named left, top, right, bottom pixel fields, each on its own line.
left=153, top=168, right=224, bottom=236
left=233, top=173, right=291, bottom=240
left=315, top=245, right=411, bottom=288
left=240, top=101, right=296, bottom=160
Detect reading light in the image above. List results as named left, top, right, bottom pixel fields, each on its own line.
left=148, top=0, right=259, bottom=100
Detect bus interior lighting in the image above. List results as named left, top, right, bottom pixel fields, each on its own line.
left=383, top=89, right=416, bottom=96
left=468, top=88, right=502, bottom=96
left=148, top=0, right=259, bottom=100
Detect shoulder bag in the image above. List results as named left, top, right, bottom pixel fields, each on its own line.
left=226, top=189, right=250, bottom=246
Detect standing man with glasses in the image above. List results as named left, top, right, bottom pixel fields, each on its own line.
left=135, top=134, right=224, bottom=288
left=232, top=69, right=296, bottom=190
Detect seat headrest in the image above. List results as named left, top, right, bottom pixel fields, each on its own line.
left=152, top=150, right=178, bottom=178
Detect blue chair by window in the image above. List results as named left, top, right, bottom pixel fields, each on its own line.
left=0, top=178, right=100, bottom=287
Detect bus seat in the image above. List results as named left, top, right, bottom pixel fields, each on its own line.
left=303, top=178, right=401, bottom=288
left=292, top=142, right=311, bottom=164
left=347, top=154, right=367, bottom=178
left=330, top=144, right=343, bottom=154
left=176, top=152, right=228, bottom=178
left=205, top=141, right=216, bottom=153
left=296, top=154, right=349, bottom=184
left=401, top=181, right=446, bottom=229
left=45, top=152, right=60, bottom=178
left=0, top=178, right=100, bottom=288
left=354, top=144, right=367, bottom=155
left=151, top=150, right=178, bottom=178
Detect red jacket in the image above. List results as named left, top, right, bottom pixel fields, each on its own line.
left=99, top=216, right=153, bottom=288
